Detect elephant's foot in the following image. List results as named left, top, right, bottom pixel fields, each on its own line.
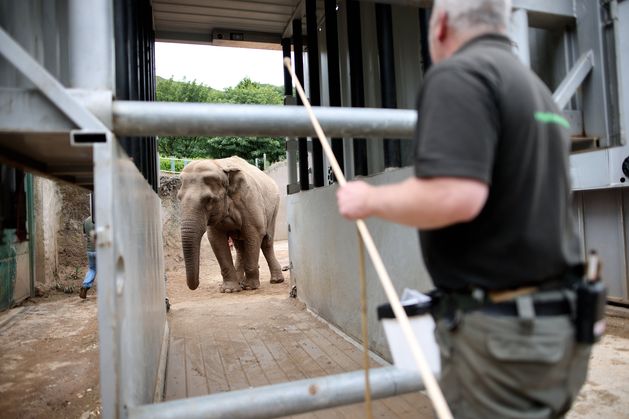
left=220, top=281, right=242, bottom=293
left=240, top=277, right=260, bottom=291
left=270, top=272, right=285, bottom=284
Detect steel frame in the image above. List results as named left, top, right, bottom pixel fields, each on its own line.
left=0, top=27, right=109, bottom=134
left=553, top=51, right=595, bottom=110
left=2, top=1, right=629, bottom=418
left=129, top=366, right=423, bottom=419
left=112, top=101, right=418, bottom=139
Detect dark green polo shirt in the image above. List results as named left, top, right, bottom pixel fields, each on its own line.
left=414, top=34, right=582, bottom=291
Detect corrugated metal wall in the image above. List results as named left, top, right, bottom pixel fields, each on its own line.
left=114, top=0, right=159, bottom=192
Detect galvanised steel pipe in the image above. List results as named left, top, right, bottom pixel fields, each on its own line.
left=68, top=0, right=115, bottom=90
left=112, top=101, right=418, bottom=139
left=128, top=366, right=423, bottom=419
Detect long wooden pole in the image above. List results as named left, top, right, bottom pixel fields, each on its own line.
left=284, top=57, right=453, bottom=419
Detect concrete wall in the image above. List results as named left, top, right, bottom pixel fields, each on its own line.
left=265, top=161, right=289, bottom=241
left=32, top=176, right=90, bottom=291
left=34, top=177, right=61, bottom=288
left=13, top=241, right=30, bottom=303
left=287, top=167, right=432, bottom=360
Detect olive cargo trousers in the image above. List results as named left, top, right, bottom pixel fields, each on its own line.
left=436, top=312, right=591, bottom=419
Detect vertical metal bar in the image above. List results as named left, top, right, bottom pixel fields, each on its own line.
left=307, top=0, right=324, bottom=187
left=282, top=38, right=299, bottom=191
left=282, top=38, right=293, bottom=97
left=293, top=18, right=309, bottom=191
left=67, top=0, right=114, bottom=90
left=376, top=3, right=401, bottom=168
left=418, top=8, right=432, bottom=73
left=510, top=9, right=531, bottom=67
left=114, top=0, right=130, bottom=101
left=347, top=0, right=368, bottom=176
left=146, top=3, right=159, bottom=192
left=25, top=173, right=35, bottom=298
left=325, top=0, right=345, bottom=178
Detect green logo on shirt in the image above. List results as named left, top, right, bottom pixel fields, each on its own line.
left=534, top=112, right=570, bottom=129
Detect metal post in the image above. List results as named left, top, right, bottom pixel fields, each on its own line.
left=325, top=0, right=345, bottom=180
left=347, top=0, right=368, bottom=177
left=293, top=18, right=310, bottom=191
left=553, top=50, right=595, bottom=110
left=25, top=173, right=35, bottom=298
left=509, top=9, right=531, bottom=67
left=68, top=0, right=114, bottom=90
left=112, top=101, right=418, bottom=139
left=282, top=37, right=299, bottom=192
left=376, top=3, right=401, bottom=168
left=306, top=0, right=324, bottom=187
left=129, top=366, right=424, bottom=419
left=281, top=38, right=293, bottom=97
left=419, top=8, right=432, bottom=73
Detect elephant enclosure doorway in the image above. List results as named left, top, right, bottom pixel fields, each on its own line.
left=162, top=239, right=433, bottom=417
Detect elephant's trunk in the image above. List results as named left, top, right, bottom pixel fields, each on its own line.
left=181, top=216, right=205, bottom=290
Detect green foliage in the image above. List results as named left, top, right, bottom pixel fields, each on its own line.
left=156, top=77, right=285, bottom=164
left=159, top=157, right=188, bottom=172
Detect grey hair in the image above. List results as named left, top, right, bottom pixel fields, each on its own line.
left=434, top=0, right=512, bottom=31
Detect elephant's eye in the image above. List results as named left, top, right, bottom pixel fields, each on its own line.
left=201, top=193, right=216, bottom=203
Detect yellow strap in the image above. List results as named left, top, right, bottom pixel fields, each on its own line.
left=489, top=286, right=538, bottom=303
left=358, top=231, right=374, bottom=419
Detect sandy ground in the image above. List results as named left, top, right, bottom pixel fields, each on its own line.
left=0, top=295, right=101, bottom=419
left=1, top=238, right=629, bottom=418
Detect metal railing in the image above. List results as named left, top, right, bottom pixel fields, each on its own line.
left=129, top=366, right=424, bottom=419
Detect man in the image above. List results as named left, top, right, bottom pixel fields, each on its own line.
left=337, top=0, right=591, bottom=417
left=79, top=214, right=96, bottom=299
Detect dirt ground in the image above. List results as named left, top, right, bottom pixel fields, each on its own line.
left=2, top=236, right=629, bottom=418
left=1, top=173, right=628, bottom=418
left=0, top=236, right=293, bottom=419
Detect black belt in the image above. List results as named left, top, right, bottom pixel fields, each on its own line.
left=479, top=298, right=572, bottom=317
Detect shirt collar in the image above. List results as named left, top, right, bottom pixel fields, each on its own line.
left=456, top=33, right=513, bottom=55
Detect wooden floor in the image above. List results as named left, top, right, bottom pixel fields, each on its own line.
left=163, top=293, right=433, bottom=418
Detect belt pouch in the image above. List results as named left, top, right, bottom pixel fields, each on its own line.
left=575, top=281, right=606, bottom=343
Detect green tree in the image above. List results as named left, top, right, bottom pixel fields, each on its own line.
left=156, top=77, right=285, bottom=164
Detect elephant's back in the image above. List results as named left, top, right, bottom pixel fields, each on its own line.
left=221, top=156, right=280, bottom=210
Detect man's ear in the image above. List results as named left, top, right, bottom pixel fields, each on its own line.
left=436, top=10, right=448, bottom=43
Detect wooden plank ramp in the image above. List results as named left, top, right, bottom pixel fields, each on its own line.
left=164, top=291, right=432, bottom=418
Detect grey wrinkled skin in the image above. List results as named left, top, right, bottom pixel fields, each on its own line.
left=178, top=157, right=284, bottom=293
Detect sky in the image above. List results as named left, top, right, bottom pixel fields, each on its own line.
left=155, top=42, right=285, bottom=90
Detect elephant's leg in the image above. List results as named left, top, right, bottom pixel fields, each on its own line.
left=262, top=234, right=284, bottom=284
left=208, top=229, right=240, bottom=293
left=240, top=236, right=262, bottom=291
left=232, top=239, right=246, bottom=285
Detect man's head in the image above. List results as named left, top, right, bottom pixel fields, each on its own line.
left=429, top=0, right=512, bottom=63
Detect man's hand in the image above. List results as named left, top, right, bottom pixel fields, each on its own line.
left=336, top=181, right=374, bottom=220
left=336, top=177, right=488, bottom=228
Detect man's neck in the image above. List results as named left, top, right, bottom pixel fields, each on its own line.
left=450, top=27, right=506, bottom=55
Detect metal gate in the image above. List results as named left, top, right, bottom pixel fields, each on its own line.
left=0, top=1, right=628, bottom=418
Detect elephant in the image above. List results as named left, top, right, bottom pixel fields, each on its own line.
left=177, top=156, right=285, bottom=293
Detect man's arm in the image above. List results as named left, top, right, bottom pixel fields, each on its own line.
left=336, top=176, right=488, bottom=229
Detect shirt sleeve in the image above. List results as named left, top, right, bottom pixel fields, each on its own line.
left=414, top=66, right=499, bottom=184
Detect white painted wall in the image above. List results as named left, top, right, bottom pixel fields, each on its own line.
left=265, top=161, right=289, bottom=241
left=287, top=167, right=433, bottom=360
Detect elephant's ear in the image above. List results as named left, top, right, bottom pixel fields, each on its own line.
left=224, top=168, right=244, bottom=196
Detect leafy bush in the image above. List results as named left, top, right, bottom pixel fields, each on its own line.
left=159, top=157, right=188, bottom=173
left=156, top=77, right=285, bottom=165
